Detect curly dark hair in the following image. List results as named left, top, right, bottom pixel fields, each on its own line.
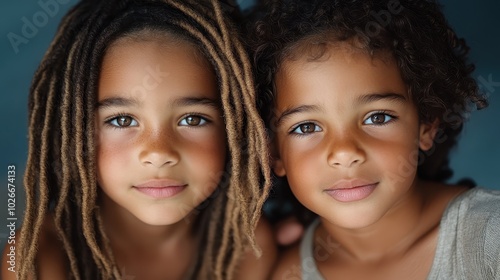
left=249, top=0, right=488, bottom=182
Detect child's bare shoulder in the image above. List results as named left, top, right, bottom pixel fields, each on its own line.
left=36, top=213, right=68, bottom=278
left=271, top=242, right=301, bottom=280
left=1, top=213, right=68, bottom=280
left=237, top=217, right=278, bottom=279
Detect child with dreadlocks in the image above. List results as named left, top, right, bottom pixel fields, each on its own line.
left=250, top=0, right=500, bottom=279
left=0, top=0, right=277, bottom=279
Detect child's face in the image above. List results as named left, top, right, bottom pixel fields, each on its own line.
left=272, top=45, right=437, bottom=229
left=95, top=37, right=226, bottom=226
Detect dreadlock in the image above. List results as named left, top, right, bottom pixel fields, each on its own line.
left=19, top=0, right=271, bottom=279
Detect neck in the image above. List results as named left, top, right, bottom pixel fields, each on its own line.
left=98, top=194, right=199, bottom=279
left=319, top=180, right=434, bottom=262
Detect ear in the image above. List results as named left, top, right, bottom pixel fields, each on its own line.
left=270, top=139, right=286, bottom=177
left=273, top=157, right=287, bottom=177
left=419, top=119, right=439, bottom=151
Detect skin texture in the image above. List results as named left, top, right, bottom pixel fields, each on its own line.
left=1, top=37, right=277, bottom=280
left=270, top=44, right=467, bottom=280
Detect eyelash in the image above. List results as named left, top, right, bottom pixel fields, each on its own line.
left=363, top=111, right=398, bottom=126
left=178, top=112, right=211, bottom=127
left=104, top=113, right=137, bottom=129
left=103, top=112, right=212, bottom=130
left=287, top=111, right=397, bottom=136
left=289, top=121, right=322, bottom=136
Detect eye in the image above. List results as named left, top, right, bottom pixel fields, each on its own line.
left=178, top=115, right=208, bottom=126
left=107, top=115, right=138, bottom=128
left=363, top=112, right=395, bottom=125
left=291, top=122, right=322, bottom=135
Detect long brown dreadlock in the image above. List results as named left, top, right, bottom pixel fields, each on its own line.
left=18, top=0, right=271, bottom=279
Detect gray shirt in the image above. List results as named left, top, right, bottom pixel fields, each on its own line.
left=300, top=187, right=500, bottom=280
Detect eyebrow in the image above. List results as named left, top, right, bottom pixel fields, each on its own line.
left=275, top=104, right=321, bottom=127
left=97, top=96, right=140, bottom=109
left=96, top=96, right=220, bottom=110
left=356, top=92, right=407, bottom=105
left=171, top=97, right=221, bottom=109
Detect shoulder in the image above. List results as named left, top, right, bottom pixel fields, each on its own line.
left=236, top=217, right=278, bottom=280
left=445, top=187, right=500, bottom=221
left=425, top=183, right=500, bottom=223
left=1, top=213, right=68, bottom=280
left=36, top=213, right=68, bottom=279
left=270, top=243, right=301, bottom=280
left=440, top=187, right=500, bottom=232
left=444, top=187, right=500, bottom=274
left=271, top=219, right=320, bottom=280
left=454, top=188, right=500, bottom=245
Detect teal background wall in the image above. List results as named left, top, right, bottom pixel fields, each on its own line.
left=1, top=0, right=499, bottom=249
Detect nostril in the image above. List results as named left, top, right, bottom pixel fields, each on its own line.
left=329, top=156, right=363, bottom=168
left=141, top=151, right=179, bottom=168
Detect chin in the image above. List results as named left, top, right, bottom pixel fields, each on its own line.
left=338, top=218, right=379, bottom=230
left=322, top=210, right=383, bottom=230
left=135, top=212, right=187, bottom=226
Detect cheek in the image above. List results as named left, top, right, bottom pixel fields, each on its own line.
left=371, top=135, right=420, bottom=185
left=183, top=128, right=227, bottom=172
left=281, top=141, right=322, bottom=207
left=181, top=130, right=227, bottom=201
left=97, top=132, right=134, bottom=160
left=96, top=135, right=135, bottom=183
left=279, top=136, right=323, bottom=183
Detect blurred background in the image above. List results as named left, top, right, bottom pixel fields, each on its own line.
left=1, top=0, right=499, bottom=249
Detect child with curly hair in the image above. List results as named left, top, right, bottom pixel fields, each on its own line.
left=1, top=0, right=277, bottom=279
left=250, top=0, right=500, bottom=279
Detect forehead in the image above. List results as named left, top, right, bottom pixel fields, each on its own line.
left=279, top=42, right=396, bottom=80
left=281, top=39, right=394, bottom=71
left=107, top=29, right=213, bottom=70
left=275, top=43, right=408, bottom=106
left=98, top=35, right=219, bottom=103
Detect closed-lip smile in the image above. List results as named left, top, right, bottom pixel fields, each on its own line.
left=324, top=179, right=378, bottom=202
left=134, top=179, right=187, bottom=198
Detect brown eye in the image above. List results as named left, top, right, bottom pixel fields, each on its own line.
left=291, top=122, right=321, bottom=135
left=370, top=113, right=386, bottom=124
left=117, top=116, right=133, bottom=126
left=187, top=116, right=201, bottom=126
left=179, top=115, right=207, bottom=126
left=300, top=124, right=315, bottom=133
left=364, top=112, right=395, bottom=125
left=108, top=116, right=137, bottom=127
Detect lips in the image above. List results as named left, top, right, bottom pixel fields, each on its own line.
left=324, top=179, right=378, bottom=202
left=134, top=179, right=187, bottom=198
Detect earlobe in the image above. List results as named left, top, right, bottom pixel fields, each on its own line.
left=273, top=158, right=286, bottom=177
left=419, top=119, right=439, bottom=151
left=270, top=138, right=286, bottom=177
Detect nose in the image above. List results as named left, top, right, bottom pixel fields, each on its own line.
left=139, top=129, right=180, bottom=168
left=327, top=132, right=366, bottom=168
